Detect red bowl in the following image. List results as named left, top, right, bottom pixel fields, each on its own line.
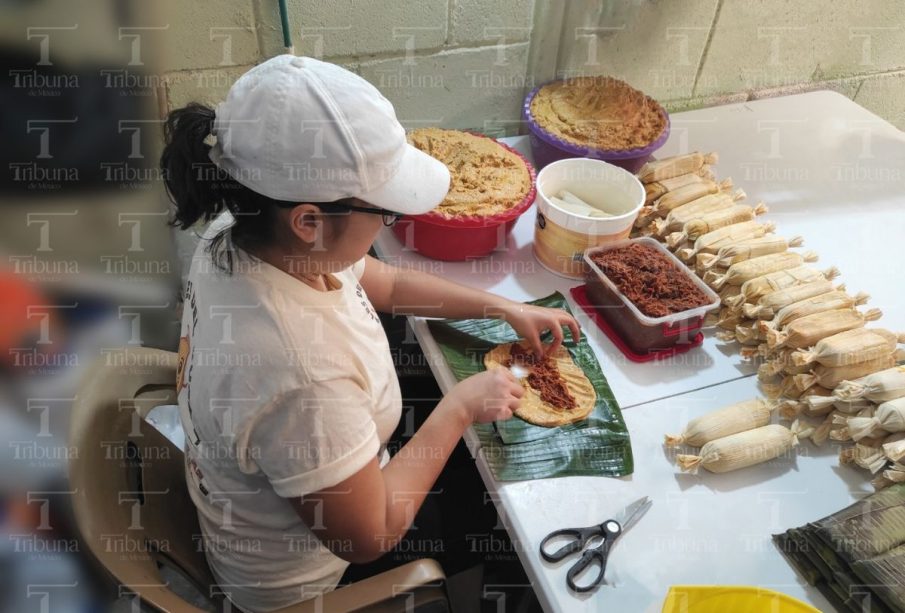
left=391, top=139, right=537, bottom=261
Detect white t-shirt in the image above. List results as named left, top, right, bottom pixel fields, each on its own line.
left=176, top=213, right=401, bottom=612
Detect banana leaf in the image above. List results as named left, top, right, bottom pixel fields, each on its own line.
left=426, top=292, right=633, bottom=481
left=774, top=483, right=905, bottom=613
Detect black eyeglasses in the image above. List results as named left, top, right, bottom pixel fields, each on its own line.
left=277, top=199, right=403, bottom=227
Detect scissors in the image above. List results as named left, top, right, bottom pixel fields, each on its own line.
left=539, top=496, right=652, bottom=593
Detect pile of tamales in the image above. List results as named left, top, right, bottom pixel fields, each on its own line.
left=636, top=152, right=905, bottom=485
left=773, top=483, right=905, bottom=612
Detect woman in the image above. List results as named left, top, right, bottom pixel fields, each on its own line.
left=162, top=55, right=579, bottom=612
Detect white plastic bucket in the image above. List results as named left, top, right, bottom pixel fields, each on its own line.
left=533, top=158, right=645, bottom=278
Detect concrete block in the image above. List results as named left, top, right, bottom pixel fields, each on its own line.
left=352, top=0, right=447, bottom=56
left=253, top=0, right=354, bottom=59
left=450, top=0, right=534, bottom=45
left=854, top=70, right=905, bottom=129
left=254, top=0, right=446, bottom=60
left=359, top=43, right=530, bottom=135
left=555, top=0, right=720, bottom=101
left=164, top=65, right=253, bottom=110
left=161, top=0, right=260, bottom=72
left=695, top=0, right=905, bottom=97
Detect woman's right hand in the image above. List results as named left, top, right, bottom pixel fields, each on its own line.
left=445, top=368, right=523, bottom=424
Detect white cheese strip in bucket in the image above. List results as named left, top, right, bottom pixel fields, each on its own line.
left=551, top=190, right=615, bottom=218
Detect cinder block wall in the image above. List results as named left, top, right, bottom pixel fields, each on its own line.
left=541, top=0, right=905, bottom=126
left=158, top=0, right=905, bottom=135
left=161, top=0, right=535, bottom=137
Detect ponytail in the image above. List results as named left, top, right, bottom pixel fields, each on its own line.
left=160, top=102, right=279, bottom=272
left=161, top=103, right=225, bottom=229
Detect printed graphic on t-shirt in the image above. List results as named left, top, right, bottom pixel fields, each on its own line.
left=183, top=280, right=201, bottom=446
left=355, top=283, right=380, bottom=323
left=177, top=335, right=189, bottom=394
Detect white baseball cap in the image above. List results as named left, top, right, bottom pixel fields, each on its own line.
left=208, top=55, right=450, bottom=216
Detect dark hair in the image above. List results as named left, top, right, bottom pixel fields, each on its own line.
left=160, top=102, right=346, bottom=273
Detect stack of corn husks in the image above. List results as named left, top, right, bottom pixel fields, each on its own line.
left=636, top=152, right=905, bottom=485
left=773, top=483, right=905, bottom=612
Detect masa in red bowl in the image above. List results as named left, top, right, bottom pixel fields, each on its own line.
left=391, top=131, right=537, bottom=261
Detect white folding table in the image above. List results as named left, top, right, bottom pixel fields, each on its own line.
left=372, top=91, right=905, bottom=612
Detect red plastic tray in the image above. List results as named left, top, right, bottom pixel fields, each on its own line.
left=570, top=284, right=704, bottom=363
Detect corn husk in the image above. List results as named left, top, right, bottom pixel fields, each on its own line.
left=791, top=328, right=905, bottom=368
left=758, top=347, right=803, bottom=376
left=676, top=421, right=812, bottom=474
left=881, top=462, right=905, bottom=483
left=758, top=349, right=796, bottom=380
left=777, top=386, right=834, bottom=420
left=651, top=178, right=733, bottom=216
left=884, top=436, right=905, bottom=463
left=793, top=352, right=899, bottom=392
left=643, top=171, right=712, bottom=207
left=666, top=202, right=768, bottom=248
left=783, top=361, right=815, bottom=376
left=800, top=387, right=836, bottom=417
left=755, top=362, right=781, bottom=383
left=704, top=251, right=819, bottom=290
left=715, top=306, right=742, bottom=331
left=814, top=410, right=847, bottom=446
left=765, top=307, right=883, bottom=350
left=857, top=433, right=888, bottom=448
left=638, top=151, right=718, bottom=183
left=742, top=281, right=841, bottom=320
left=839, top=447, right=857, bottom=465
left=695, top=253, right=716, bottom=277
left=644, top=171, right=712, bottom=205
left=714, top=329, right=737, bottom=343
left=871, top=472, right=896, bottom=490
left=652, top=189, right=744, bottom=237
left=885, top=432, right=905, bottom=445
left=762, top=374, right=811, bottom=400
left=699, top=236, right=804, bottom=273
left=633, top=205, right=657, bottom=228
left=847, top=419, right=890, bottom=443
left=804, top=393, right=873, bottom=414
left=635, top=175, right=720, bottom=228
left=676, top=220, right=776, bottom=262
left=776, top=399, right=803, bottom=421
left=757, top=290, right=870, bottom=334
left=829, top=421, right=852, bottom=442
left=664, top=398, right=773, bottom=447
left=849, top=397, right=905, bottom=441
left=835, top=366, right=905, bottom=403
left=834, top=397, right=875, bottom=414
left=852, top=443, right=888, bottom=473
left=719, top=283, right=742, bottom=305
left=725, top=266, right=840, bottom=309
left=734, top=321, right=766, bottom=345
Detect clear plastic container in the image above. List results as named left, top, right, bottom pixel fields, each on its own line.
left=583, top=237, right=720, bottom=354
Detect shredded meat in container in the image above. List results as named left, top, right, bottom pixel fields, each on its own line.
left=591, top=243, right=710, bottom=318
left=504, top=344, right=577, bottom=410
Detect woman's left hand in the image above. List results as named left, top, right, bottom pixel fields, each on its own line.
left=502, top=304, right=581, bottom=358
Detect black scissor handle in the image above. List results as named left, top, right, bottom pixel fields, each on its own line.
left=566, top=520, right=622, bottom=593
left=566, top=547, right=608, bottom=593
left=539, top=527, right=588, bottom=562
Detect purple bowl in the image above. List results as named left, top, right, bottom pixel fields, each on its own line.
left=523, top=82, right=671, bottom=173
